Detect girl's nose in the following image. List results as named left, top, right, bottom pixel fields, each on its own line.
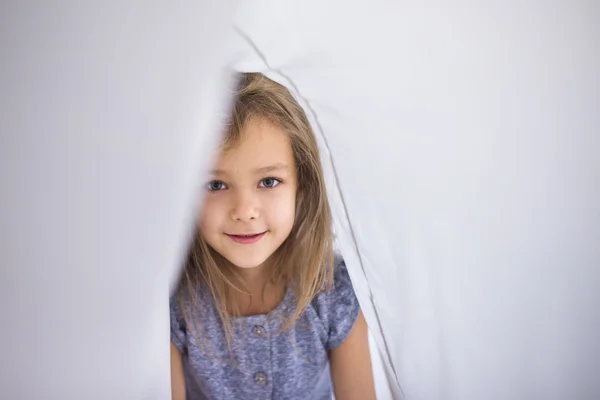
left=230, top=191, right=259, bottom=221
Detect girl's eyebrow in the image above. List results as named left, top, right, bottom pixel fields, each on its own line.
left=209, top=163, right=289, bottom=176
left=253, top=163, right=289, bottom=174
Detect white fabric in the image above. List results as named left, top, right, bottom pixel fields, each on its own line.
left=232, top=2, right=600, bottom=399
left=0, top=3, right=236, bottom=398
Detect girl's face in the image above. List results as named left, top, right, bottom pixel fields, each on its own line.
left=199, top=117, right=298, bottom=269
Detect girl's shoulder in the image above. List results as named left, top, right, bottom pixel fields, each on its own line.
left=311, top=254, right=361, bottom=349
left=322, top=253, right=355, bottom=300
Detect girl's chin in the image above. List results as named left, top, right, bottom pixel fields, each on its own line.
left=224, top=253, right=272, bottom=270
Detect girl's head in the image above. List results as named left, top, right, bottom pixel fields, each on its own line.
left=180, top=73, right=333, bottom=338
left=200, top=111, right=298, bottom=270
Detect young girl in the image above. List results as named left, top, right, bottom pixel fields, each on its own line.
left=170, top=73, right=375, bottom=400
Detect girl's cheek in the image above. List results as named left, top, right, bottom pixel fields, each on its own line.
left=199, top=195, right=223, bottom=226
left=202, top=192, right=226, bottom=210
left=266, top=189, right=297, bottom=218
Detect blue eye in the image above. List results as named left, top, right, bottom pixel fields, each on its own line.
left=258, top=177, right=281, bottom=188
left=207, top=181, right=227, bottom=191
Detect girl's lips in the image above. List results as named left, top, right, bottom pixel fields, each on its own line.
left=226, top=232, right=266, bottom=244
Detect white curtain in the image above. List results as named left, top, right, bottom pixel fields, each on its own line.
left=1, top=2, right=236, bottom=398
left=233, top=2, right=600, bottom=398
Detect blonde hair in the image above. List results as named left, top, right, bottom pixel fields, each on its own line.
left=176, top=72, right=334, bottom=354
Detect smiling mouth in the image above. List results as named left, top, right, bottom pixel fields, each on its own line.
left=225, top=232, right=267, bottom=244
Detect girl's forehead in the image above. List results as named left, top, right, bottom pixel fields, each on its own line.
left=213, top=118, right=295, bottom=174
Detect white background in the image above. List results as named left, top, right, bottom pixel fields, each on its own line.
left=2, top=2, right=599, bottom=399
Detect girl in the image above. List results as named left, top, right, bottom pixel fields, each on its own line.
left=170, top=73, right=375, bottom=399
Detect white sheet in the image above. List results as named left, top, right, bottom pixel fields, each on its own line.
left=232, top=2, right=600, bottom=399
left=0, top=3, right=236, bottom=398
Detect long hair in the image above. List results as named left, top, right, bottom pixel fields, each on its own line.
left=176, top=72, right=334, bottom=354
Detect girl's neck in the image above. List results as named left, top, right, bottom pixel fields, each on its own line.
left=235, top=252, right=280, bottom=289
left=233, top=257, right=286, bottom=316
left=237, top=263, right=270, bottom=290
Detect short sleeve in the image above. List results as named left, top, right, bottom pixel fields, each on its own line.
left=326, top=258, right=361, bottom=350
left=170, top=295, right=188, bottom=354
